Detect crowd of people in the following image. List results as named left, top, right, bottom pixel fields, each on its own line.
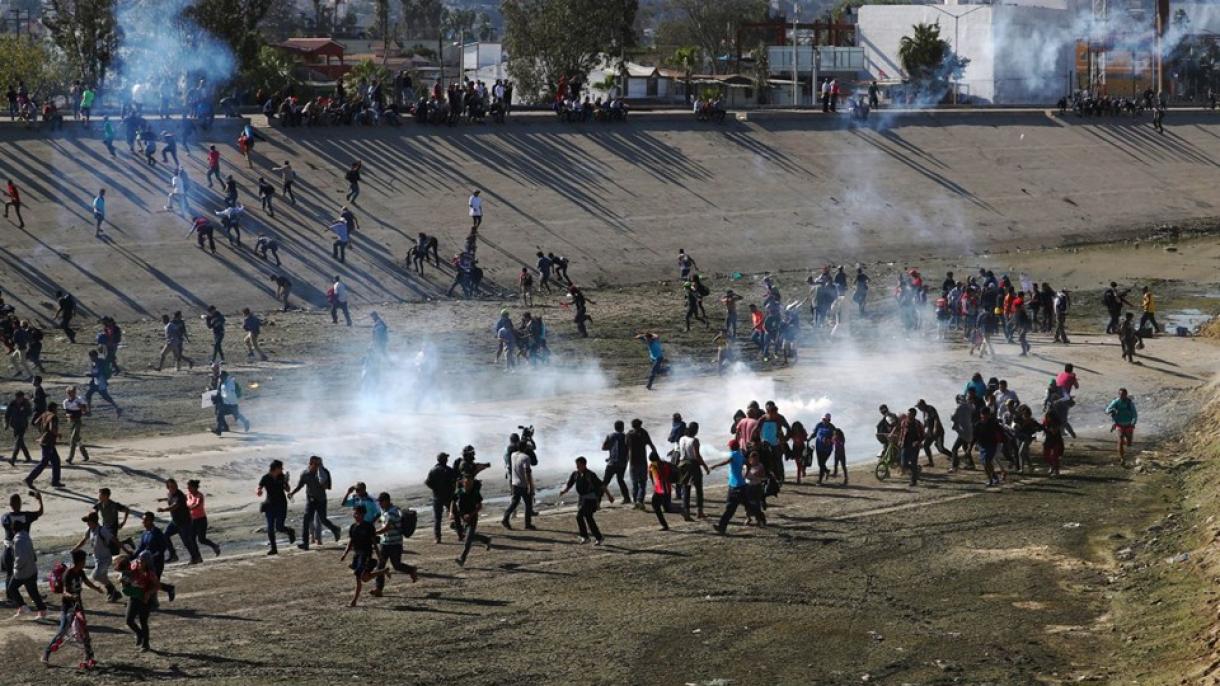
left=0, top=75, right=1192, bottom=672
left=2, top=334, right=1148, bottom=668
left=263, top=76, right=517, bottom=129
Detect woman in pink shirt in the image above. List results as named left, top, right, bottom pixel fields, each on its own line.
left=186, top=480, right=221, bottom=557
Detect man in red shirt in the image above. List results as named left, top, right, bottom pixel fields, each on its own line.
left=205, top=146, right=222, bottom=188
left=4, top=180, right=24, bottom=228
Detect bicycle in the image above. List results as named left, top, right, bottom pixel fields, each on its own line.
left=874, top=442, right=899, bottom=481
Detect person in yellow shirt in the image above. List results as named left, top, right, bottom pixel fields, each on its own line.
left=1139, top=286, right=1161, bottom=336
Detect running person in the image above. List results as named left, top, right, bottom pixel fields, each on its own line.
left=256, top=460, right=295, bottom=555
left=369, top=493, right=418, bottom=597
left=453, top=473, right=491, bottom=567
left=1106, top=388, right=1138, bottom=466
left=557, top=456, right=613, bottom=545
left=41, top=548, right=102, bottom=668
left=338, top=505, right=386, bottom=607
left=185, top=480, right=221, bottom=556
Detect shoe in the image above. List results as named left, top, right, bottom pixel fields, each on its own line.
left=188, top=558, right=202, bottom=565
left=500, top=519, right=512, bottom=530
left=286, top=528, right=296, bottom=545
left=577, top=537, right=589, bottom=545
left=434, top=537, right=442, bottom=544
left=166, top=586, right=175, bottom=602
left=332, top=528, right=341, bottom=543
left=266, top=549, right=277, bottom=556
left=167, top=554, right=180, bottom=564
left=408, top=568, right=418, bottom=583
left=211, top=544, right=221, bottom=556
left=12, top=606, right=27, bottom=619
left=485, top=538, right=492, bottom=551
left=454, top=557, right=465, bottom=567
left=369, top=589, right=382, bottom=598
left=593, top=538, right=604, bottom=546
left=34, top=610, right=46, bottom=620
left=660, top=525, right=669, bottom=531
left=524, top=524, right=537, bottom=531
left=714, top=525, right=726, bottom=535
left=296, top=543, right=309, bottom=551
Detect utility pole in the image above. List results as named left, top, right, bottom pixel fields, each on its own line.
left=792, top=4, right=799, bottom=107
left=380, top=0, right=389, bottom=66
left=1155, top=0, right=1165, bottom=96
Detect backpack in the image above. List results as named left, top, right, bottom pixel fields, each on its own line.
left=696, top=281, right=710, bottom=297
left=1102, top=289, right=1117, bottom=309
left=399, top=508, right=417, bottom=538
left=48, top=560, right=67, bottom=594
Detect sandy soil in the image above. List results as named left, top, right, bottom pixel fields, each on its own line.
left=0, top=233, right=1217, bottom=683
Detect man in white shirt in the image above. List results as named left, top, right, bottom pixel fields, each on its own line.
left=164, top=168, right=188, bottom=215
left=330, top=276, right=351, bottom=326
left=469, top=189, right=483, bottom=230
left=500, top=448, right=535, bottom=530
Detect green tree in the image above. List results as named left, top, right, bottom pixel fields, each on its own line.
left=654, top=0, right=767, bottom=75
left=258, top=0, right=308, bottom=42
left=750, top=42, right=768, bottom=104
left=41, top=0, right=120, bottom=87
left=400, top=0, right=444, bottom=39
left=445, top=8, right=477, bottom=43
left=898, top=21, right=967, bottom=94
left=0, top=35, right=73, bottom=97
left=670, top=45, right=698, bottom=104
left=183, top=0, right=276, bottom=70
left=342, top=58, right=391, bottom=95
left=476, top=11, right=495, bottom=42
left=242, top=44, right=300, bottom=95
left=502, top=0, right=637, bottom=102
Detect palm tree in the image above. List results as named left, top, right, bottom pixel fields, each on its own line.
left=343, top=59, right=392, bottom=96
left=897, top=22, right=947, bottom=83
left=672, top=45, right=699, bottom=105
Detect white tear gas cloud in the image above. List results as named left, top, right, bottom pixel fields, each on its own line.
left=114, top=0, right=237, bottom=106
left=243, top=305, right=988, bottom=498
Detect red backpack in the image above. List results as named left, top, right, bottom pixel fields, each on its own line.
left=48, top=560, right=67, bottom=594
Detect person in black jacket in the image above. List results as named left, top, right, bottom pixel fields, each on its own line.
left=424, top=453, right=457, bottom=544
left=5, top=390, right=32, bottom=464
left=557, top=457, right=613, bottom=545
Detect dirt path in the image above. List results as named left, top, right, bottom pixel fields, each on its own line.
left=0, top=436, right=1173, bottom=685
left=0, top=236, right=1217, bottom=684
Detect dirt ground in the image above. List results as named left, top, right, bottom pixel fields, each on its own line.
left=0, top=234, right=1219, bottom=684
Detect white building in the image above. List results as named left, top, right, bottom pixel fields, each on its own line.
left=857, top=1, right=1078, bottom=104
left=588, top=60, right=677, bottom=101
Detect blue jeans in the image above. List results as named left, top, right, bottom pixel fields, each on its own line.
left=901, top=445, right=921, bottom=484
left=165, top=519, right=201, bottom=561
left=264, top=506, right=291, bottom=551
left=45, top=600, right=93, bottom=660
left=6, top=574, right=45, bottom=611
left=646, top=357, right=664, bottom=389
left=630, top=465, right=647, bottom=504
left=302, top=498, right=340, bottom=547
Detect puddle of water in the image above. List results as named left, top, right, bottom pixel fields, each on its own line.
left=1164, top=308, right=1214, bottom=333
